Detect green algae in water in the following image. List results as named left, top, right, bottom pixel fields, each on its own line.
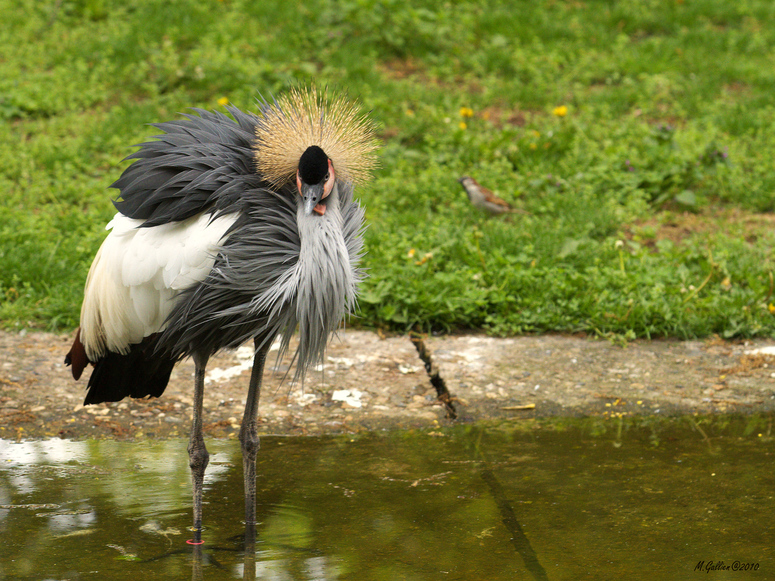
left=0, top=414, right=772, bottom=580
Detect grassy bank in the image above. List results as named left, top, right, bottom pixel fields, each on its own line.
left=2, top=0, right=775, bottom=339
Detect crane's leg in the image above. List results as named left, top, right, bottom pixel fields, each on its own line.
left=239, top=338, right=268, bottom=528
left=188, top=351, right=210, bottom=544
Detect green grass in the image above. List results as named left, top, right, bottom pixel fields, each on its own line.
left=2, top=0, right=775, bottom=339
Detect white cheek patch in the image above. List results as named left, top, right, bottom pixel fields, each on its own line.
left=322, top=159, right=336, bottom=199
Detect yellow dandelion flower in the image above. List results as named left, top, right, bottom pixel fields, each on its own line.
left=415, top=252, right=434, bottom=266
left=459, top=106, right=474, bottom=118
left=217, top=97, right=229, bottom=106
left=553, top=105, right=568, bottom=117
left=529, top=143, right=538, bottom=150
left=459, top=121, right=467, bottom=130
left=768, top=303, right=775, bottom=314
left=406, top=109, right=414, bottom=116
left=531, top=130, right=540, bottom=138
left=407, top=248, right=416, bottom=258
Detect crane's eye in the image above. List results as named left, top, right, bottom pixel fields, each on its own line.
left=324, top=173, right=330, bottom=182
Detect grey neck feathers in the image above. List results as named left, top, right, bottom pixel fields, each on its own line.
left=288, top=184, right=356, bottom=380
left=158, top=182, right=363, bottom=385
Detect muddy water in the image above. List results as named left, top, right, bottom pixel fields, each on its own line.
left=0, top=415, right=772, bottom=580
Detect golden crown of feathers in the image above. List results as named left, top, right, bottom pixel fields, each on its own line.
left=253, top=87, right=379, bottom=188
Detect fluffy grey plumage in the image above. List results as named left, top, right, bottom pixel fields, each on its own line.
left=66, top=94, right=373, bottom=402
left=160, top=179, right=364, bottom=383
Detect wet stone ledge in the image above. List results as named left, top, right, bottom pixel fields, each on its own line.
left=1, top=330, right=775, bottom=440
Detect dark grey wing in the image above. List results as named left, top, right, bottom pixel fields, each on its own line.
left=111, top=106, right=263, bottom=227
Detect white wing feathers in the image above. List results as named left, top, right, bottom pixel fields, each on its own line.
left=79, top=212, right=237, bottom=361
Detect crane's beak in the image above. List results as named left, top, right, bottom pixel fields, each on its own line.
left=300, top=182, right=327, bottom=216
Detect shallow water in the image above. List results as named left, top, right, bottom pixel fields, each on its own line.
left=0, top=415, right=772, bottom=580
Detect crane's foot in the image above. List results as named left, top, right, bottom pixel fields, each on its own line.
left=239, top=421, right=260, bottom=527
left=188, top=436, right=209, bottom=543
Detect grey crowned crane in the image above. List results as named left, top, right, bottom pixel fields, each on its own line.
left=64, top=87, right=378, bottom=542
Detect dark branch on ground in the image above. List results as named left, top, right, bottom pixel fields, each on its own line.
left=409, top=332, right=457, bottom=419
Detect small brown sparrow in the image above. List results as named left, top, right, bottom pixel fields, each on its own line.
left=458, top=176, right=518, bottom=215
